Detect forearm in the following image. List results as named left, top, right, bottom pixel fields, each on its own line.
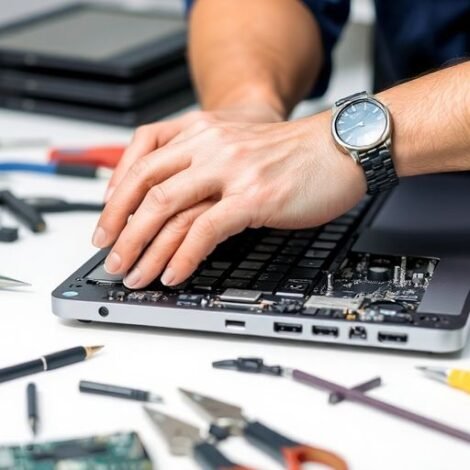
left=379, top=61, right=470, bottom=177
left=188, top=0, right=323, bottom=119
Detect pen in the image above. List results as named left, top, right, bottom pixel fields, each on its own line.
left=417, top=366, right=470, bottom=394
left=0, top=189, right=46, bottom=233
left=0, top=345, right=103, bottom=384
left=27, top=383, right=39, bottom=436
left=79, top=380, right=162, bottom=403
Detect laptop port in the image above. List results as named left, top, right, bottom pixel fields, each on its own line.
left=378, top=332, right=408, bottom=343
left=312, top=326, right=339, bottom=337
left=349, top=326, right=367, bottom=340
left=274, top=322, right=303, bottom=334
left=225, top=320, right=246, bottom=330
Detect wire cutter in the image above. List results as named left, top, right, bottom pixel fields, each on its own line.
left=144, top=406, right=254, bottom=470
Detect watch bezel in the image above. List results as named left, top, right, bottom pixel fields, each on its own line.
left=331, top=96, right=392, bottom=154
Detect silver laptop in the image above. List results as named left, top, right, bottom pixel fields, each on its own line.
left=52, top=173, right=470, bottom=353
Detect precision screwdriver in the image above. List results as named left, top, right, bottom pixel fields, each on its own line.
left=417, top=366, right=470, bottom=394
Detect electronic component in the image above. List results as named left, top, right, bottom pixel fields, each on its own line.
left=0, top=432, right=152, bottom=469
left=220, top=288, right=262, bottom=303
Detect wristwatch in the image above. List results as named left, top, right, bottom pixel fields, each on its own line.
left=331, top=91, right=398, bottom=195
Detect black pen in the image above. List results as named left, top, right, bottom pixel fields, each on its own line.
left=0, top=190, right=46, bottom=233
left=0, top=345, right=103, bottom=384
left=27, top=383, right=39, bottom=435
left=79, top=380, right=162, bottom=403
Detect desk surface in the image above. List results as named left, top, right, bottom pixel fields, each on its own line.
left=0, top=108, right=469, bottom=469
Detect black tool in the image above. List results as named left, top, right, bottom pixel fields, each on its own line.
left=213, top=357, right=470, bottom=444
left=0, top=190, right=46, bottom=233
left=22, top=197, right=104, bottom=213
left=0, top=345, right=103, bottom=384
left=79, top=380, right=162, bottom=403
left=0, top=226, right=18, bottom=242
left=27, top=382, right=39, bottom=435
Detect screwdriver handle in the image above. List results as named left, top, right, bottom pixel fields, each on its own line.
left=193, top=442, right=255, bottom=470
left=448, top=369, right=470, bottom=393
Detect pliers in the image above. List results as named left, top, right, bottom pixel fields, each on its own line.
left=144, top=388, right=348, bottom=470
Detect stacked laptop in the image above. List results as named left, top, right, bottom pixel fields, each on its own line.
left=0, top=3, right=194, bottom=126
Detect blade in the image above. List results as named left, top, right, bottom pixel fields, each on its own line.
left=0, top=275, right=30, bottom=288
left=179, top=388, right=244, bottom=423
left=143, top=406, right=201, bottom=456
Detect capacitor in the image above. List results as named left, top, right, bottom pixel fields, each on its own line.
left=367, top=266, right=391, bottom=282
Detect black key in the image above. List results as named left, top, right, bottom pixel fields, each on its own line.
left=289, top=268, right=319, bottom=279
left=334, top=215, right=355, bottom=225
left=238, top=261, right=264, bottom=270
left=191, top=276, right=218, bottom=291
left=324, top=224, right=349, bottom=233
left=272, top=255, right=296, bottom=264
left=258, top=272, right=284, bottom=282
left=305, top=249, right=330, bottom=259
left=254, top=244, right=278, bottom=253
left=252, top=281, right=277, bottom=293
left=287, top=239, right=310, bottom=247
left=293, top=229, right=318, bottom=239
left=231, top=269, right=257, bottom=280
left=276, top=278, right=312, bottom=297
left=298, top=258, right=323, bottom=269
left=268, top=229, right=292, bottom=237
left=281, top=246, right=302, bottom=256
left=312, top=241, right=337, bottom=250
left=261, top=236, right=284, bottom=245
left=200, top=269, right=225, bottom=277
left=211, top=261, right=232, bottom=270
left=222, top=279, right=250, bottom=289
left=265, top=264, right=289, bottom=273
left=247, top=252, right=272, bottom=261
left=318, top=232, right=343, bottom=241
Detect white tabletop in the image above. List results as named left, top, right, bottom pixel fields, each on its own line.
left=0, top=108, right=469, bottom=470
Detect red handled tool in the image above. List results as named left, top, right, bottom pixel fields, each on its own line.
left=179, top=388, right=348, bottom=470
left=48, top=145, right=125, bottom=169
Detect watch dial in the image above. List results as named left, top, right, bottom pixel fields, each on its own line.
left=336, top=100, right=387, bottom=147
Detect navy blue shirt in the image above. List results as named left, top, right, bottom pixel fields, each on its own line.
left=185, top=0, right=469, bottom=97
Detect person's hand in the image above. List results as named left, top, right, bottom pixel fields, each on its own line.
left=104, top=105, right=283, bottom=202
left=92, top=111, right=366, bottom=289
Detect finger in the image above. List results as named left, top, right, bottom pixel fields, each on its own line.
left=123, top=200, right=215, bottom=288
left=105, top=120, right=185, bottom=202
left=93, top=143, right=192, bottom=249
left=104, top=169, right=220, bottom=275
left=160, top=197, right=252, bottom=286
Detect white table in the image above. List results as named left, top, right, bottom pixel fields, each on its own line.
left=0, top=108, right=469, bottom=470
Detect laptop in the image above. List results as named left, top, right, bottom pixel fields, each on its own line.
left=52, top=173, right=470, bottom=353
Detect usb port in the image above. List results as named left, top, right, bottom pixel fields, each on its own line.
left=312, top=326, right=339, bottom=337
left=378, top=332, right=408, bottom=343
left=225, top=320, right=246, bottom=330
left=274, top=322, right=303, bottom=334
left=349, top=326, right=367, bottom=340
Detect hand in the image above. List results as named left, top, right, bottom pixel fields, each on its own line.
left=92, top=111, right=366, bottom=288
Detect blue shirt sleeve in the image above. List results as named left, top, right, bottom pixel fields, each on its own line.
left=184, top=0, right=350, bottom=98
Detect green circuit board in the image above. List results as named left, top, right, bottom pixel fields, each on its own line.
left=0, top=432, right=153, bottom=470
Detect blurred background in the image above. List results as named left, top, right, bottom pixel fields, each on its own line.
left=0, top=0, right=375, bottom=120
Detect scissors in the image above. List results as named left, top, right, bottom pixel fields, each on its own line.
left=145, top=388, right=348, bottom=470
left=0, top=274, right=30, bottom=289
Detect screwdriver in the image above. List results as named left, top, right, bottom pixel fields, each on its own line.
left=417, top=366, right=470, bottom=394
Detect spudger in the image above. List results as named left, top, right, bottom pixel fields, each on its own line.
left=79, top=380, right=162, bottom=403
left=0, top=189, right=46, bottom=233
left=27, top=383, right=39, bottom=436
left=0, top=346, right=103, bottom=384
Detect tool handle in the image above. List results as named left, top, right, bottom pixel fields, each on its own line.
left=0, top=359, right=44, bottom=384
left=193, top=442, right=254, bottom=470
left=243, top=421, right=348, bottom=470
left=44, top=346, right=87, bottom=370
left=49, top=146, right=125, bottom=168
left=449, top=369, right=470, bottom=393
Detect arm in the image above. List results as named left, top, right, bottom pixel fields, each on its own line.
left=104, top=0, right=325, bottom=200
left=93, top=62, right=470, bottom=288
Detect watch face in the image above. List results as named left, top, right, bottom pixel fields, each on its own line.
left=335, top=99, right=387, bottom=148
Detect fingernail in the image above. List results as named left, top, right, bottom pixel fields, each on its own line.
left=124, top=268, right=141, bottom=288
left=92, top=226, right=106, bottom=247
left=104, top=186, right=115, bottom=203
left=161, top=267, right=175, bottom=286
left=105, top=252, right=122, bottom=273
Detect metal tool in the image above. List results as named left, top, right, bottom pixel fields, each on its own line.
left=144, top=406, right=254, bottom=470
left=213, top=357, right=470, bottom=444
left=417, top=365, right=470, bottom=394
left=180, top=388, right=348, bottom=470
left=0, top=274, right=30, bottom=289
